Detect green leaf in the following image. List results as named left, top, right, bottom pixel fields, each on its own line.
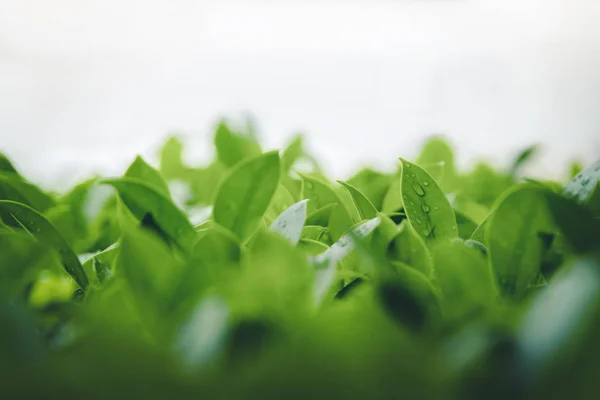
left=301, top=225, right=331, bottom=243
left=117, top=228, right=185, bottom=324
left=306, top=203, right=337, bottom=226
left=454, top=210, right=478, bottom=239
left=518, top=256, right=600, bottom=377
left=346, top=168, right=392, bottom=210
left=269, top=199, right=309, bottom=245
left=544, top=191, right=600, bottom=254
left=158, top=136, right=188, bottom=181
left=563, top=159, right=600, bottom=204
left=327, top=203, right=354, bottom=242
left=281, top=134, right=303, bottom=172
left=81, top=245, right=118, bottom=287
left=298, top=238, right=330, bottom=255
left=338, top=181, right=378, bottom=220
left=263, top=183, right=297, bottom=225
left=381, top=173, right=403, bottom=213
left=416, top=137, right=457, bottom=192
left=300, top=174, right=342, bottom=215
left=125, top=156, right=171, bottom=198
left=510, top=144, right=538, bottom=176
left=0, top=200, right=88, bottom=289
left=213, top=151, right=280, bottom=241
left=214, top=121, right=261, bottom=167
left=378, top=263, right=440, bottom=332
left=0, top=232, right=57, bottom=297
left=0, top=172, right=55, bottom=213
left=0, top=152, right=18, bottom=174
left=433, top=241, right=497, bottom=321
left=390, top=220, right=433, bottom=277
left=310, top=218, right=381, bottom=305
left=101, top=178, right=196, bottom=250
left=485, top=184, right=555, bottom=297
left=399, top=158, right=458, bottom=241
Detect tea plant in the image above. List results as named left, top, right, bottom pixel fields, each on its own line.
left=1, top=121, right=599, bottom=399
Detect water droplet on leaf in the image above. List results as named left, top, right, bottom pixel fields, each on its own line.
left=422, top=204, right=430, bottom=213
left=422, top=180, right=430, bottom=187
left=412, top=184, right=426, bottom=196
left=415, top=217, right=423, bottom=224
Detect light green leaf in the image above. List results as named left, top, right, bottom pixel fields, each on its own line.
left=213, top=151, right=280, bottom=241
left=125, top=155, right=171, bottom=198
left=399, top=158, right=457, bottom=241
left=281, top=134, right=303, bottom=172
left=338, top=180, right=378, bottom=220
left=214, top=121, right=261, bottom=167
left=416, top=137, right=457, bottom=192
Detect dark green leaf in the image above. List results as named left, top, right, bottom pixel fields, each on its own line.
left=0, top=200, right=88, bottom=289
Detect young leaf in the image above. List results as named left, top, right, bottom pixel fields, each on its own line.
left=399, top=158, right=458, bottom=241
left=510, top=144, right=538, bottom=176
left=416, top=136, right=457, bottom=191
left=0, top=200, right=88, bottom=289
left=381, top=173, right=403, bottom=213
left=214, top=121, right=261, bottom=167
left=485, top=184, right=555, bottom=297
left=390, top=221, right=433, bottom=277
left=301, top=225, right=330, bottom=243
left=281, top=134, right=303, bottom=172
left=338, top=180, right=378, bottom=220
left=101, top=178, right=196, bottom=249
left=346, top=168, right=392, bottom=210
left=213, top=151, right=280, bottom=241
left=433, top=241, right=497, bottom=321
left=563, top=159, right=600, bottom=203
left=125, top=155, right=171, bottom=198
left=300, top=174, right=342, bottom=215
left=158, top=136, right=187, bottom=181
left=269, top=199, right=309, bottom=245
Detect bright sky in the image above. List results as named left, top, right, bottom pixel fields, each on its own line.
left=1, top=0, right=599, bottom=189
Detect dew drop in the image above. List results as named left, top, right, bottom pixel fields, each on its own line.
left=433, top=206, right=440, bottom=211
left=422, top=204, right=430, bottom=213
left=404, top=163, right=412, bottom=169
left=412, top=183, right=426, bottom=197
left=422, top=180, right=430, bottom=187
left=451, top=226, right=457, bottom=230
left=415, top=217, right=423, bottom=224
left=422, top=228, right=431, bottom=237
left=411, top=173, right=417, bottom=179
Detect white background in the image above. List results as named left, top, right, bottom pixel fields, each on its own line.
left=1, top=0, right=599, bottom=190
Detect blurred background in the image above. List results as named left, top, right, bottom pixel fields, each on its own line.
left=1, top=0, right=599, bottom=190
